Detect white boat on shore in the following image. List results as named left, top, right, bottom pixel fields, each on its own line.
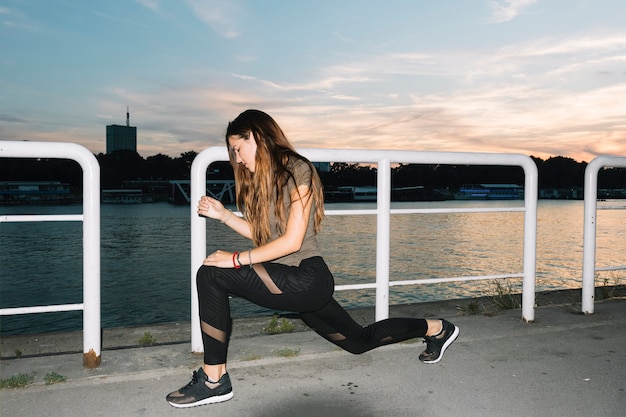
left=456, top=184, right=523, bottom=200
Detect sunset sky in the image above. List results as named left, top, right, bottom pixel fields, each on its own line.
left=1, top=0, right=625, bottom=162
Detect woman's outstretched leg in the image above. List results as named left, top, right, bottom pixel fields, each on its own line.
left=300, top=297, right=458, bottom=362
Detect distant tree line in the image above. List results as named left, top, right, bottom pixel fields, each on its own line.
left=1, top=151, right=625, bottom=192
left=314, top=156, right=625, bottom=191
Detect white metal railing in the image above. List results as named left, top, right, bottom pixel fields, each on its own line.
left=582, top=155, right=626, bottom=314
left=0, top=141, right=101, bottom=368
left=190, top=147, right=538, bottom=352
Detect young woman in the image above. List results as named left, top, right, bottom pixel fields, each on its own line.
left=166, top=109, right=459, bottom=408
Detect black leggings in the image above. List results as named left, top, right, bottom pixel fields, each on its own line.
left=196, top=256, right=428, bottom=365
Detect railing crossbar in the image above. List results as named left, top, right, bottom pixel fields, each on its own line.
left=390, top=207, right=525, bottom=215
left=0, top=304, right=84, bottom=316
left=0, top=214, right=83, bottom=223
left=273, top=207, right=525, bottom=218
left=597, top=205, right=626, bottom=210
left=389, top=273, right=525, bottom=287
left=336, top=273, right=524, bottom=292
left=595, top=265, right=626, bottom=272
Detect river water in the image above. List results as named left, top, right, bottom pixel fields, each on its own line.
left=1, top=200, right=624, bottom=335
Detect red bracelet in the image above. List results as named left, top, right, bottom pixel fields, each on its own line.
left=232, top=251, right=241, bottom=269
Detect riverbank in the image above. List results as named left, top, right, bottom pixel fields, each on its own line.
left=2, top=286, right=623, bottom=359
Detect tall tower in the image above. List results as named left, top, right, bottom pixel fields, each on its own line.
left=106, top=108, right=137, bottom=154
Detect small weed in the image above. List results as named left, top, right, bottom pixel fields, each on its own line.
left=242, top=354, right=262, bottom=361
left=14, top=349, right=22, bottom=357
left=275, top=348, right=300, bottom=357
left=457, top=300, right=482, bottom=315
left=0, top=373, right=34, bottom=389
left=568, top=290, right=581, bottom=305
left=598, top=276, right=622, bottom=300
left=44, top=372, right=67, bottom=385
left=262, top=315, right=295, bottom=335
left=489, top=280, right=521, bottom=310
left=138, top=332, right=156, bottom=346
left=600, top=278, right=615, bottom=300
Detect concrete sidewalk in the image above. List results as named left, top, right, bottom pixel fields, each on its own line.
left=1, top=297, right=625, bottom=417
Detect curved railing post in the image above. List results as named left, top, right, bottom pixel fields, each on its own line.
left=190, top=147, right=229, bottom=352
left=582, top=155, right=626, bottom=314
left=0, top=141, right=101, bottom=368
left=521, top=155, right=539, bottom=322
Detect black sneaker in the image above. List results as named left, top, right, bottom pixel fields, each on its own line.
left=419, top=319, right=459, bottom=364
left=166, top=368, right=233, bottom=408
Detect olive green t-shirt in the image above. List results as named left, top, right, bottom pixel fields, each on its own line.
left=268, top=157, right=321, bottom=266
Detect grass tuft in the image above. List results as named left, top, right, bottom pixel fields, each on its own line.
left=0, top=373, right=34, bottom=389
left=489, top=279, right=521, bottom=310
left=457, top=300, right=483, bottom=315
left=274, top=348, right=300, bottom=357
left=138, top=331, right=157, bottom=346
left=261, top=314, right=296, bottom=335
left=44, top=372, right=67, bottom=385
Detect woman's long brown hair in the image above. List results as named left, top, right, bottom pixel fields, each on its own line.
left=225, top=109, right=325, bottom=246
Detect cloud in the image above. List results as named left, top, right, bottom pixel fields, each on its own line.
left=0, top=6, right=37, bottom=31
left=86, top=28, right=625, bottom=161
left=232, top=73, right=373, bottom=93
left=186, top=0, right=242, bottom=38
left=135, top=0, right=161, bottom=12
left=7, top=19, right=623, bottom=162
left=487, top=0, right=537, bottom=24
left=0, top=113, right=27, bottom=123
left=267, top=32, right=626, bottom=160
left=94, top=11, right=150, bottom=28
left=498, top=33, right=626, bottom=59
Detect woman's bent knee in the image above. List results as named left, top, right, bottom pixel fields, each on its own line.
left=196, top=265, right=220, bottom=290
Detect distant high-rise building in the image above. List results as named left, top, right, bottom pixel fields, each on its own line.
left=106, top=108, right=137, bottom=154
